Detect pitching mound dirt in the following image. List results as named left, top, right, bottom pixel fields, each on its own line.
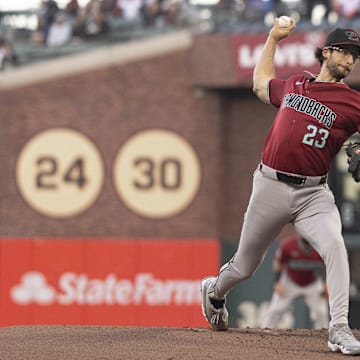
left=0, top=325, right=357, bottom=359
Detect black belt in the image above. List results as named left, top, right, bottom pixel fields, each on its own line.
left=276, top=172, right=327, bottom=185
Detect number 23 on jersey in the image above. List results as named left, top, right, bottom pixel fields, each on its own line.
left=302, top=124, right=329, bottom=149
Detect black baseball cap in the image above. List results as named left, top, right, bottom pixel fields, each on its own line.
left=325, top=28, right=360, bottom=48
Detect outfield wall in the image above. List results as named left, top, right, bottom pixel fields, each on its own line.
left=1, top=29, right=359, bottom=328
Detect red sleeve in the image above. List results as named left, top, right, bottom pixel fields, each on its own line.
left=275, top=239, right=289, bottom=265
left=269, top=78, right=286, bottom=107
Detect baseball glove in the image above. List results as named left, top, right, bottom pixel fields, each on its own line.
left=346, top=142, right=360, bottom=182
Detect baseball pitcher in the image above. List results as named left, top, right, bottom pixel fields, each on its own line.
left=201, top=18, right=360, bottom=355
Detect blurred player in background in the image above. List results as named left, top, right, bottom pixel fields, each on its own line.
left=262, top=233, right=329, bottom=329
left=201, top=17, right=360, bottom=355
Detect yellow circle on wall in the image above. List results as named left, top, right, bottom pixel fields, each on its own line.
left=16, top=128, right=104, bottom=218
left=113, top=129, right=201, bottom=219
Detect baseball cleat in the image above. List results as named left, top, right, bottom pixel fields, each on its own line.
left=200, top=276, right=228, bottom=331
left=328, top=323, right=360, bottom=355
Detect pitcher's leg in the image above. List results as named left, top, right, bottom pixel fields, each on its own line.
left=212, top=171, right=291, bottom=299
left=295, top=207, right=349, bottom=327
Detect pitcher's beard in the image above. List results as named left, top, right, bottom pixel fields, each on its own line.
left=327, top=62, right=349, bottom=82
left=330, top=68, right=347, bottom=82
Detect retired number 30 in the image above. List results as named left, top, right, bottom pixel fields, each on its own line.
left=133, top=157, right=181, bottom=190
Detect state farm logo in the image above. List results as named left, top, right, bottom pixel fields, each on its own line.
left=11, top=272, right=56, bottom=305
left=10, top=272, right=201, bottom=306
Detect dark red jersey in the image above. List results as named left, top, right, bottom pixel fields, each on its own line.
left=262, top=74, right=360, bottom=176
left=275, top=236, right=324, bottom=287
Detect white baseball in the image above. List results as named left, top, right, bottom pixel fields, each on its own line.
left=278, top=16, right=291, bottom=28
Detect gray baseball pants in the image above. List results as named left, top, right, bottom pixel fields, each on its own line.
left=212, top=164, right=349, bottom=327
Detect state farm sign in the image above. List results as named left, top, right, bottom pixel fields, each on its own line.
left=11, top=271, right=200, bottom=306
left=231, top=31, right=326, bottom=81
left=0, top=238, right=218, bottom=327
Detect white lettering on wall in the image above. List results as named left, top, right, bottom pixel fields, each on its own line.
left=11, top=271, right=202, bottom=306
left=238, top=43, right=317, bottom=68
